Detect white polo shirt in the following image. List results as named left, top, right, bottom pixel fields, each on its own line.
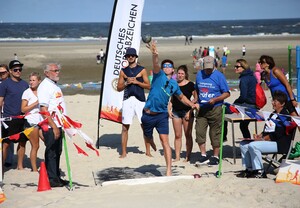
left=37, top=77, right=66, bottom=127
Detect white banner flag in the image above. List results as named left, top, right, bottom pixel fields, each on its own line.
left=99, top=0, right=144, bottom=123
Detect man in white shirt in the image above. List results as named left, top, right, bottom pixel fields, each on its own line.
left=37, top=63, right=68, bottom=187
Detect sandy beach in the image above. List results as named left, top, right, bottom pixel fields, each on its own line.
left=1, top=36, right=300, bottom=207
left=1, top=35, right=300, bottom=89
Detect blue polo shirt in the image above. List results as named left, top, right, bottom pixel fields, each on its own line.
left=144, top=70, right=182, bottom=113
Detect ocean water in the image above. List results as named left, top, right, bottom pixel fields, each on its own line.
left=0, top=18, right=299, bottom=42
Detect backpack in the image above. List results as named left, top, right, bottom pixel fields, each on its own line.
left=256, top=83, right=267, bottom=109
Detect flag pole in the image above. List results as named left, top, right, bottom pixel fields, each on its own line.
left=217, top=105, right=226, bottom=178
left=96, top=0, right=119, bottom=148
left=63, top=131, right=73, bottom=190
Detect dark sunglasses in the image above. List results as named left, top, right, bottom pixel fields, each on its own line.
left=234, top=65, right=242, bottom=69
left=163, top=63, right=173, bottom=68
left=125, top=55, right=136, bottom=58
left=13, top=67, right=22, bottom=72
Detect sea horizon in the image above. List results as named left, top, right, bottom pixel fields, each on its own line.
left=0, top=18, right=299, bottom=42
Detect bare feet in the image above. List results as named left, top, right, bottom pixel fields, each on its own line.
left=183, top=157, right=190, bottom=163
left=166, top=169, right=172, bottom=176
left=119, top=154, right=127, bottom=158
left=17, top=167, right=24, bottom=170
left=173, top=158, right=180, bottom=162
left=145, top=153, right=153, bottom=157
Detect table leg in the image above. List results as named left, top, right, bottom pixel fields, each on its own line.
left=231, top=121, right=236, bottom=164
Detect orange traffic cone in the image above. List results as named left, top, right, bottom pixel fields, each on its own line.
left=37, top=162, right=51, bottom=192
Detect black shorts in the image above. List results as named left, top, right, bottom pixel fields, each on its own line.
left=2, top=118, right=28, bottom=143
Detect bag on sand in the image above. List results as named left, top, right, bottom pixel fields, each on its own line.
left=256, top=83, right=267, bottom=109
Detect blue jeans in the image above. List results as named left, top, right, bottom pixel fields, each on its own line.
left=240, top=140, right=277, bottom=170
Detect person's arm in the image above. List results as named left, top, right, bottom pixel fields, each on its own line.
left=128, top=68, right=151, bottom=90
left=191, top=89, right=198, bottom=104
left=0, top=97, right=4, bottom=111
left=176, top=94, right=199, bottom=110
left=21, top=99, right=38, bottom=113
left=168, top=98, right=174, bottom=118
left=147, top=41, right=160, bottom=73
left=208, top=92, right=230, bottom=105
left=234, top=80, right=247, bottom=103
left=253, top=133, right=270, bottom=141
left=117, top=70, right=127, bottom=92
left=40, top=105, right=60, bottom=140
left=273, top=67, right=297, bottom=106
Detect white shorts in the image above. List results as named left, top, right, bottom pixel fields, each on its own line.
left=122, top=96, right=145, bottom=124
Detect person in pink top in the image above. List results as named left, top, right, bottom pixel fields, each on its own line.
left=254, top=61, right=262, bottom=84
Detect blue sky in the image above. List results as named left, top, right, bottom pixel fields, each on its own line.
left=0, top=0, right=300, bottom=23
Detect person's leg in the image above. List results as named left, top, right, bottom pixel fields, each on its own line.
left=120, top=98, right=135, bottom=158
left=182, top=116, right=193, bottom=162
left=248, top=141, right=277, bottom=171
left=5, top=143, right=14, bottom=166
left=172, top=117, right=183, bottom=161
left=16, top=141, right=26, bottom=170
left=240, top=140, right=253, bottom=169
left=43, top=129, right=59, bottom=182
left=141, top=112, right=156, bottom=157
left=223, top=121, right=228, bottom=142
left=120, top=124, right=130, bottom=158
left=240, top=120, right=251, bottom=138
left=195, top=112, right=209, bottom=163
left=208, top=106, right=222, bottom=158
left=29, top=127, right=40, bottom=171
left=2, top=142, right=9, bottom=166
left=159, top=133, right=172, bottom=176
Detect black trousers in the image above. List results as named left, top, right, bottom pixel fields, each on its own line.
left=43, top=128, right=63, bottom=181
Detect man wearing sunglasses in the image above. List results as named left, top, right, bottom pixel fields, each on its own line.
left=0, top=60, right=29, bottom=170
left=117, top=48, right=151, bottom=158
left=143, top=41, right=199, bottom=176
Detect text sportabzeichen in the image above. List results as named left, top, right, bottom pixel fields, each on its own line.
left=113, top=4, right=139, bottom=75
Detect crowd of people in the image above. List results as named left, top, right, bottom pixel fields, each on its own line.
left=1, top=41, right=297, bottom=184
left=116, top=41, right=297, bottom=178
left=0, top=60, right=69, bottom=187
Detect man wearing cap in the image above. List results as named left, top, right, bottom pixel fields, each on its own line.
left=0, top=64, right=14, bottom=167
left=0, top=60, right=29, bottom=170
left=117, top=47, right=151, bottom=158
left=195, top=56, right=230, bottom=166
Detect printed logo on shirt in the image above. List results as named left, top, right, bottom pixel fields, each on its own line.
left=55, top=92, right=63, bottom=98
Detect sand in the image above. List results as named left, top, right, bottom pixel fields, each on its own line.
left=1, top=35, right=299, bottom=87
left=1, top=36, right=300, bottom=207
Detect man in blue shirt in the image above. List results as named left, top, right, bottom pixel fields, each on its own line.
left=0, top=60, right=28, bottom=170
left=195, top=56, right=230, bottom=166
left=142, top=41, right=199, bottom=176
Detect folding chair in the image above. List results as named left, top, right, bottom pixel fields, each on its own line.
left=263, top=128, right=296, bottom=173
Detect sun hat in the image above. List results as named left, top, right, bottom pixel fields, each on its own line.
left=124, top=48, right=138, bottom=58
